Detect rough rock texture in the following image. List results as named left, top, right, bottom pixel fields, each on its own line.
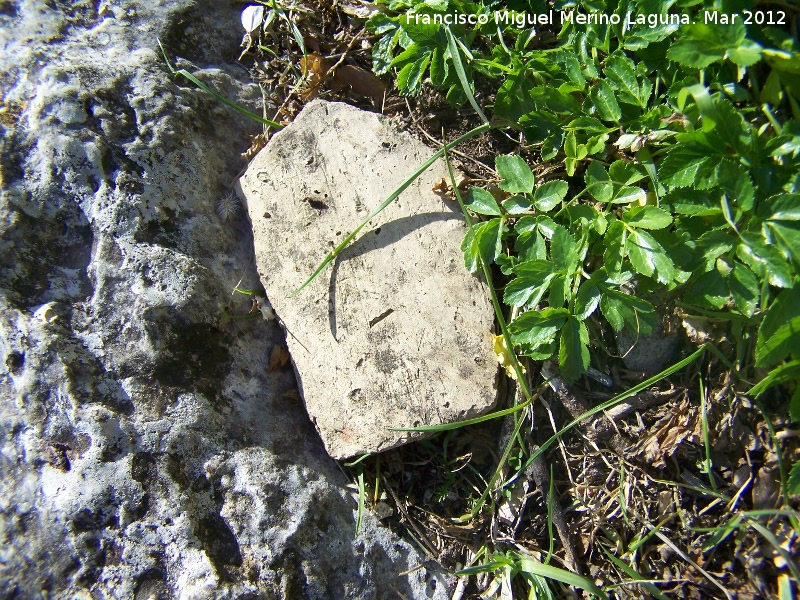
left=241, top=100, right=498, bottom=460
left=0, top=2, right=450, bottom=598
left=617, top=325, right=681, bottom=373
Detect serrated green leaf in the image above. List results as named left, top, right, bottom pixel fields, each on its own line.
left=727, top=40, right=762, bottom=67
left=589, top=81, right=622, bottom=122
left=565, top=117, right=614, bottom=135
left=663, top=189, right=722, bottom=216
left=737, top=233, right=793, bottom=288
left=392, top=43, right=424, bottom=66
left=566, top=157, right=577, bottom=177
left=531, top=86, right=582, bottom=115
left=465, top=187, right=502, bottom=215
left=623, top=206, right=673, bottom=229
left=504, top=260, right=556, bottom=307
left=729, top=262, right=759, bottom=317
left=515, top=228, right=547, bottom=262
left=756, top=288, right=800, bottom=366
left=541, top=132, right=562, bottom=161
left=551, top=226, right=578, bottom=275
left=718, top=159, right=755, bottom=212
left=696, top=230, right=735, bottom=271
left=609, top=161, right=647, bottom=186
left=576, top=280, right=601, bottom=320
left=535, top=215, right=559, bottom=238
left=365, top=13, right=396, bottom=36
left=605, top=54, right=648, bottom=108
left=714, top=98, right=752, bottom=155
left=603, top=221, right=627, bottom=275
left=757, top=316, right=800, bottom=367
left=495, top=67, right=535, bottom=122
left=566, top=204, right=605, bottom=234
left=509, top=308, right=570, bottom=347
left=763, top=193, right=800, bottom=221
left=555, top=51, right=586, bottom=87
left=548, top=274, right=568, bottom=309
left=565, top=131, right=577, bottom=159
left=764, top=221, right=800, bottom=265
left=399, top=14, right=446, bottom=45
left=658, top=138, right=724, bottom=189
left=461, top=226, right=479, bottom=273
left=585, top=133, right=608, bottom=155
left=667, top=22, right=746, bottom=69
left=502, top=195, right=532, bottom=215
left=461, top=218, right=502, bottom=272
left=479, top=217, right=503, bottom=265
left=627, top=229, right=676, bottom=283
left=429, top=46, right=448, bottom=87
left=612, top=186, right=647, bottom=204
left=599, top=286, right=654, bottom=332
left=559, top=316, right=590, bottom=383
left=397, top=52, right=432, bottom=95
left=372, top=28, right=400, bottom=75
left=534, top=180, right=568, bottom=211
left=524, top=342, right=556, bottom=361
left=689, top=270, right=730, bottom=309
left=496, top=155, right=535, bottom=194
left=585, top=161, right=613, bottom=203
left=514, top=217, right=536, bottom=235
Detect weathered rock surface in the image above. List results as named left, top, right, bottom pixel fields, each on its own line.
left=617, top=325, right=681, bottom=373
left=241, top=100, right=498, bottom=460
left=0, top=2, right=449, bottom=598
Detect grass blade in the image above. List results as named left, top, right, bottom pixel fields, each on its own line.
left=699, top=373, right=717, bottom=491
left=389, top=395, right=534, bottom=432
left=524, top=345, right=709, bottom=470
left=513, top=552, right=608, bottom=600
left=355, top=467, right=365, bottom=536
left=600, top=546, right=670, bottom=600
left=290, top=122, right=492, bottom=296
left=445, top=26, right=489, bottom=125
left=158, top=39, right=283, bottom=130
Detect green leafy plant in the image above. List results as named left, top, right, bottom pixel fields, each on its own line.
left=295, top=0, right=800, bottom=594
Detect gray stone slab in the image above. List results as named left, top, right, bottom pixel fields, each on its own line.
left=242, top=100, right=498, bottom=460
left=0, top=3, right=451, bottom=598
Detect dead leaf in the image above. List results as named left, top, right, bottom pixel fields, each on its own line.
left=339, top=0, right=380, bottom=19
left=299, top=52, right=332, bottom=101
left=432, top=176, right=474, bottom=199
left=492, top=334, right=524, bottom=381
left=432, top=178, right=449, bottom=195
left=267, top=344, right=291, bottom=372
left=632, top=397, right=702, bottom=468
left=661, top=111, right=691, bottom=129
left=242, top=132, right=268, bottom=161
left=332, top=64, right=387, bottom=105
left=681, top=315, right=712, bottom=343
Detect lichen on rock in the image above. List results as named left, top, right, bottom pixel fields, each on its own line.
left=0, top=2, right=450, bottom=598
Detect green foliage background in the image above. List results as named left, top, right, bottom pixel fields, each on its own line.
left=366, top=0, right=800, bottom=489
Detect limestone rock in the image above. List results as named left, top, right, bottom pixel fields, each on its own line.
left=617, top=324, right=681, bottom=373
left=0, top=2, right=450, bottom=598
left=241, top=100, right=498, bottom=460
